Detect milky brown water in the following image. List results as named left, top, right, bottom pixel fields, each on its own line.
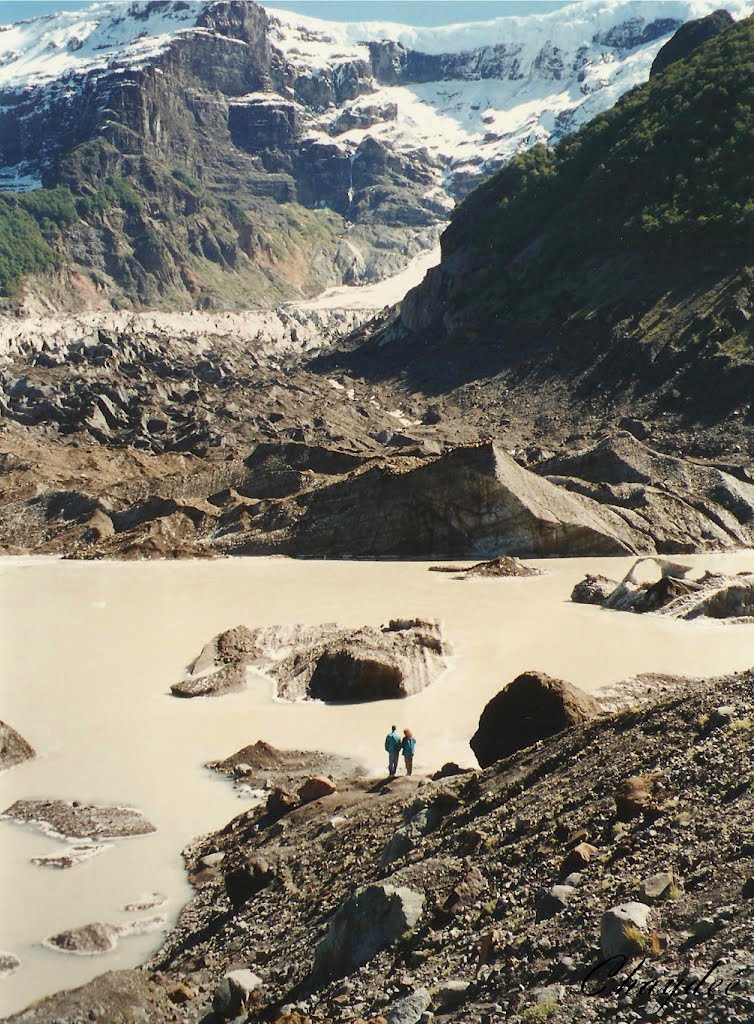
left=2, top=553, right=754, bottom=1015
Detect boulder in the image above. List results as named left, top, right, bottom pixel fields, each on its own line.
left=212, top=968, right=263, bottom=1018
left=570, top=574, right=617, bottom=605
left=200, top=851, right=226, bottom=868
left=642, top=871, right=678, bottom=902
left=0, top=720, right=35, bottom=771
left=600, top=902, right=658, bottom=958
left=431, top=762, right=474, bottom=781
left=442, top=864, right=487, bottom=915
left=167, top=982, right=196, bottom=1004
left=470, top=671, right=600, bottom=768
left=387, top=987, right=431, bottom=1024
left=615, top=772, right=666, bottom=821
left=297, top=776, right=337, bottom=804
left=314, top=883, right=424, bottom=978
left=434, top=979, right=472, bottom=1008
left=266, top=787, right=298, bottom=819
left=536, top=884, right=575, bottom=920
left=560, top=842, right=600, bottom=878
left=224, top=856, right=276, bottom=909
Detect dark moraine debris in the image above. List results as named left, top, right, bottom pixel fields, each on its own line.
left=0, top=952, right=21, bottom=976
left=172, top=620, right=451, bottom=701
left=207, top=739, right=363, bottom=793
left=0, top=720, right=35, bottom=771
left=2, top=799, right=156, bottom=840
left=429, top=555, right=543, bottom=579
left=227, top=441, right=644, bottom=557
left=46, top=923, right=118, bottom=955
left=470, top=670, right=601, bottom=768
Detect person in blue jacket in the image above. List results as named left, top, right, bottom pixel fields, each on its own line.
left=401, top=728, right=416, bottom=776
left=384, top=724, right=401, bottom=777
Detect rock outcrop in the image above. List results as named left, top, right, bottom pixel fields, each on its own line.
left=207, top=740, right=361, bottom=796
left=172, top=620, right=450, bottom=701
left=0, top=720, right=35, bottom=771
left=470, top=671, right=601, bottom=768
left=650, top=8, right=734, bottom=76
left=429, top=555, right=543, bottom=579
left=45, top=915, right=166, bottom=956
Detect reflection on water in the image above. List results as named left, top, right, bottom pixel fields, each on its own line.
left=1, top=552, right=753, bottom=1014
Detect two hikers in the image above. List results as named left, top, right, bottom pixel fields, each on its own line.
left=384, top=725, right=416, bottom=777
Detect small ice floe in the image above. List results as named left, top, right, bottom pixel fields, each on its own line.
left=122, top=891, right=167, bottom=913
left=45, top=914, right=167, bottom=956
left=32, top=840, right=111, bottom=869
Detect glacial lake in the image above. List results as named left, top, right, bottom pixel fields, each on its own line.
left=2, top=552, right=754, bottom=1015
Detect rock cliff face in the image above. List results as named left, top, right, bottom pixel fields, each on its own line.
left=0, top=0, right=741, bottom=309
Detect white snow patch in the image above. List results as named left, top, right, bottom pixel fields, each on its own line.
left=296, top=245, right=441, bottom=311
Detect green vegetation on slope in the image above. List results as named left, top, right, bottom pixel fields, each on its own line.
left=446, top=14, right=754, bottom=322
left=0, top=188, right=79, bottom=296
left=0, top=136, right=343, bottom=304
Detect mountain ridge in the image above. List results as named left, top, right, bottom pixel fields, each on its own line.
left=1, top=0, right=749, bottom=312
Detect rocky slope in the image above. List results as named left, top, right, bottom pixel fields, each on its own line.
left=10, top=667, right=754, bottom=1024
left=332, top=9, right=754, bottom=464
left=0, top=0, right=748, bottom=311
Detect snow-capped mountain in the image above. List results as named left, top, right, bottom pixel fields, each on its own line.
left=0, top=0, right=750, bottom=309
left=265, top=0, right=752, bottom=195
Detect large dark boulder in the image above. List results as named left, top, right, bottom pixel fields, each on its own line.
left=470, top=671, right=600, bottom=768
left=650, top=10, right=734, bottom=77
